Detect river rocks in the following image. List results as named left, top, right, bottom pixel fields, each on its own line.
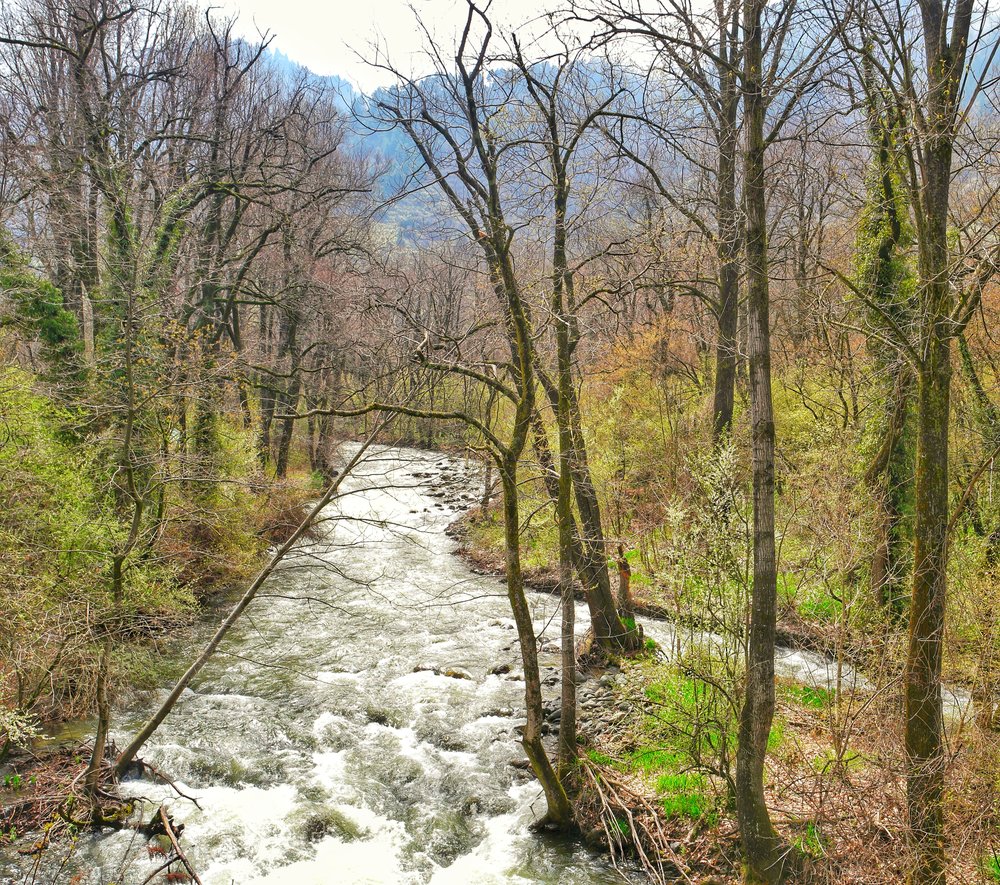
left=412, top=664, right=474, bottom=680
left=480, top=707, right=514, bottom=718
left=365, top=707, right=403, bottom=728
left=490, top=662, right=512, bottom=675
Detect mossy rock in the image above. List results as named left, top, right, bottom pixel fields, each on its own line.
left=299, top=806, right=367, bottom=843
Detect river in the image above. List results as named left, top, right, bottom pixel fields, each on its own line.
left=5, top=445, right=971, bottom=884
left=8, top=447, right=628, bottom=884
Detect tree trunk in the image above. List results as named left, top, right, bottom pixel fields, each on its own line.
left=556, top=328, right=578, bottom=775
left=84, top=636, right=111, bottom=802
left=530, top=407, right=635, bottom=651
left=499, top=463, right=573, bottom=828
left=616, top=544, right=634, bottom=616
left=712, top=63, right=740, bottom=442
left=734, top=2, right=785, bottom=879
left=867, top=371, right=913, bottom=614
left=537, top=377, right=639, bottom=652
left=906, top=349, right=950, bottom=885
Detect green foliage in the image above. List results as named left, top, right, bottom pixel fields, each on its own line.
left=0, top=233, right=83, bottom=380
left=0, top=358, right=287, bottom=735
left=983, top=851, right=1000, bottom=882
left=630, top=660, right=733, bottom=814
left=0, top=691, right=37, bottom=750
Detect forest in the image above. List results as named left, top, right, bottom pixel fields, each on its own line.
left=0, top=0, right=999, bottom=882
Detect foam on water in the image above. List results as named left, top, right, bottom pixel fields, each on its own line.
left=10, top=447, right=624, bottom=884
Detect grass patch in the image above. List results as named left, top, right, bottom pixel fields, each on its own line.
left=983, top=851, right=1000, bottom=881
left=586, top=750, right=616, bottom=767
left=767, top=717, right=786, bottom=752
left=782, top=683, right=834, bottom=709
left=792, top=821, right=826, bottom=858
left=656, top=772, right=717, bottom=822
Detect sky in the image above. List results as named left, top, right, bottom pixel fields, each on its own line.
left=217, top=0, right=562, bottom=93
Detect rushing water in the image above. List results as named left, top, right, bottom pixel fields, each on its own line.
left=7, top=447, right=627, bottom=885
left=4, top=445, right=973, bottom=885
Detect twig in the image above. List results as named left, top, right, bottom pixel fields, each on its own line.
left=140, top=856, right=176, bottom=885
left=142, top=762, right=203, bottom=809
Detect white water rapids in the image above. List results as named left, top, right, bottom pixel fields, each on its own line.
left=3, top=445, right=972, bottom=884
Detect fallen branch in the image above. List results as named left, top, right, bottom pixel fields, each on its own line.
left=579, top=757, right=695, bottom=885
left=113, top=426, right=386, bottom=779
left=159, top=805, right=202, bottom=885
left=141, top=761, right=203, bottom=809
left=140, top=856, right=177, bottom=885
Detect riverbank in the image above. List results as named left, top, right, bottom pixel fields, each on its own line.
left=5, top=447, right=997, bottom=884
left=449, top=499, right=998, bottom=883
left=1, top=447, right=629, bottom=884
left=448, top=504, right=877, bottom=674
left=0, top=455, right=320, bottom=855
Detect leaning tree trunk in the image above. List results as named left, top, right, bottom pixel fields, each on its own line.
left=734, top=1, right=785, bottom=879
left=114, top=438, right=377, bottom=778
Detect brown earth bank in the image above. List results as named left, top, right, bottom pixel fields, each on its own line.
left=446, top=506, right=875, bottom=675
